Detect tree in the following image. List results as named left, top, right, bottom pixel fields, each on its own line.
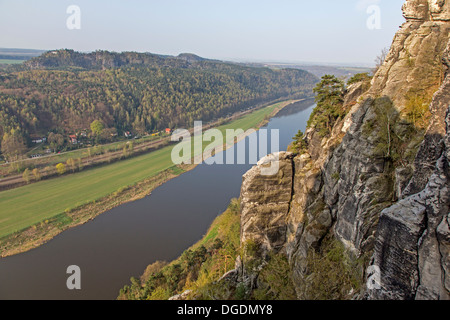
left=374, top=47, right=389, bottom=74
left=32, top=168, right=41, bottom=181
left=76, top=157, right=83, bottom=171
left=66, top=158, right=76, bottom=172
left=23, top=168, right=31, bottom=184
left=90, top=120, right=105, bottom=136
left=122, top=142, right=134, bottom=158
left=309, top=75, right=345, bottom=137
left=373, top=98, right=399, bottom=161
left=100, top=127, right=117, bottom=142
left=1, top=129, right=27, bottom=162
left=56, top=163, right=66, bottom=175
left=48, top=133, right=64, bottom=151
left=291, top=130, right=308, bottom=153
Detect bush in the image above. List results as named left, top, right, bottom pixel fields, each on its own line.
left=404, top=91, right=431, bottom=130
left=302, top=236, right=365, bottom=300
left=347, top=72, right=372, bottom=86
left=56, top=163, right=66, bottom=175
left=253, top=252, right=297, bottom=300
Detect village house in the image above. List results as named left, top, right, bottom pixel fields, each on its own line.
left=69, top=135, right=78, bottom=144
left=31, top=137, right=46, bottom=144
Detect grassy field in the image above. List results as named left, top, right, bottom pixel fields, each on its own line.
left=0, top=101, right=286, bottom=238
left=0, top=59, right=26, bottom=65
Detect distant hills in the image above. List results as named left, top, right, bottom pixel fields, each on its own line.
left=0, top=49, right=318, bottom=156
left=0, top=48, right=45, bottom=62
left=242, top=61, right=372, bottom=79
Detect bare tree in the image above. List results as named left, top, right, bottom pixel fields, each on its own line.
left=374, top=47, right=389, bottom=75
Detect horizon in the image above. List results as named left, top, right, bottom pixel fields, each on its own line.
left=0, top=46, right=376, bottom=68
left=0, top=0, right=405, bottom=66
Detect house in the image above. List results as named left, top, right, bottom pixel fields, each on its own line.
left=69, top=135, right=78, bottom=144
left=165, top=128, right=172, bottom=134
left=31, top=137, right=46, bottom=144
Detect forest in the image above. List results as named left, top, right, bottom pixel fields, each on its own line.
left=0, top=49, right=318, bottom=161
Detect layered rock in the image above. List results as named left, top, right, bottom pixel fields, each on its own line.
left=367, top=29, right=450, bottom=301
left=240, top=152, right=295, bottom=254
left=370, top=0, right=450, bottom=108
left=235, top=0, right=450, bottom=300
left=402, top=0, right=450, bottom=21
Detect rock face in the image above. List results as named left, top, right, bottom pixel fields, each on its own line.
left=367, top=36, right=450, bottom=301
left=236, top=0, right=450, bottom=300
left=402, top=0, right=450, bottom=21
left=370, top=0, right=450, bottom=108
left=240, top=152, right=295, bottom=254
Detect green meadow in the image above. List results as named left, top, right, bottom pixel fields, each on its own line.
left=0, top=101, right=285, bottom=238
left=0, top=59, right=26, bottom=65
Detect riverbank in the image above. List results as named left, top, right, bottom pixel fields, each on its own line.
left=0, top=96, right=297, bottom=191
left=0, top=99, right=299, bottom=258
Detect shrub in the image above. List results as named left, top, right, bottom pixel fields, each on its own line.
left=347, top=72, right=372, bottom=86
left=404, top=91, right=431, bottom=130
left=56, top=163, right=66, bottom=175
left=302, top=236, right=365, bottom=300
left=253, top=252, right=297, bottom=300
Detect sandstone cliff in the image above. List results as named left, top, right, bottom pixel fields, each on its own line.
left=233, top=0, right=450, bottom=300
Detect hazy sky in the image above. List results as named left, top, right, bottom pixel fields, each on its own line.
left=0, top=0, right=406, bottom=66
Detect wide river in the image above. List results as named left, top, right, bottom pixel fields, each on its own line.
left=0, top=99, right=315, bottom=300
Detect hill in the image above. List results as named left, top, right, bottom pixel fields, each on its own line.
left=0, top=49, right=317, bottom=162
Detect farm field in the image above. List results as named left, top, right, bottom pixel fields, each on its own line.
left=0, top=100, right=288, bottom=238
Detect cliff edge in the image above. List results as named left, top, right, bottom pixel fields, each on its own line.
left=236, top=0, right=450, bottom=300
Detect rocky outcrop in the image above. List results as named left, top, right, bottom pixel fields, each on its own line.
left=402, top=0, right=450, bottom=21
left=368, top=104, right=449, bottom=299
left=367, top=31, right=450, bottom=301
left=368, top=153, right=449, bottom=300
left=403, top=41, right=450, bottom=196
left=370, top=0, right=450, bottom=108
left=240, top=152, right=295, bottom=254
left=235, top=0, right=450, bottom=300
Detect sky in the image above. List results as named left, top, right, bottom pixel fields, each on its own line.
left=0, top=0, right=406, bottom=66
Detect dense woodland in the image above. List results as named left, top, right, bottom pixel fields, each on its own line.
left=0, top=49, right=317, bottom=161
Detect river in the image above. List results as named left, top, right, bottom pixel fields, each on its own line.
left=0, top=99, right=315, bottom=300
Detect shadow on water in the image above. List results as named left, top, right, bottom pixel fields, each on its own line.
left=0, top=101, right=315, bottom=300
